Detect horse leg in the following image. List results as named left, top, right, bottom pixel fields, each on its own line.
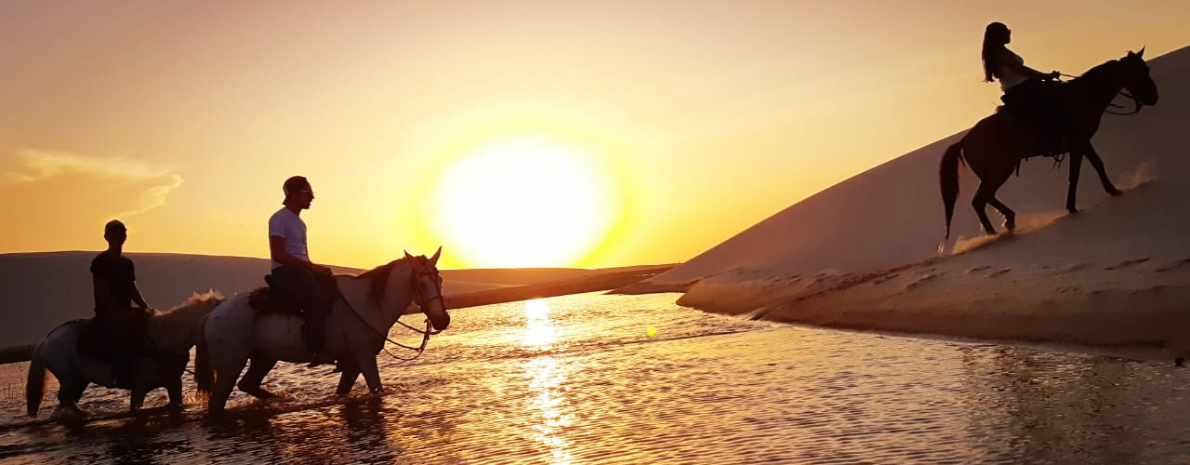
left=971, top=187, right=997, bottom=235
left=358, top=355, right=384, bottom=395
left=973, top=172, right=1013, bottom=234
left=208, top=356, right=248, bottom=416
left=237, top=358, right=283, bottom=399
left=165, top=375, right=185, bottom=410
left=335, top=361, right=361, bottom=397
left=1083, top=143, right=1122, bottom=196
left=985, top=196, right=1016, bottom=231
left=1066, top=150, right=1086, bottom=213
left=130, top=388, right=147, bottom=412
left=56, top=375, right=89, bottom=419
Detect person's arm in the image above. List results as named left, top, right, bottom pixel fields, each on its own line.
left=270, top=235, right=332, bottom=275
left=1000, top=49, right=1058, bottom=80
left=130, top=282, right=150, bottom=310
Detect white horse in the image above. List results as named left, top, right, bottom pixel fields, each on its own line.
left=25, top=291, right=225, bottom=418
left=196, top=249, right=449, bottom=415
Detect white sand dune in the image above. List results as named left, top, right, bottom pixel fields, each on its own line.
left=0, top=252, right=651, bottom=347
left=645, top=46, right=1190, bottom=358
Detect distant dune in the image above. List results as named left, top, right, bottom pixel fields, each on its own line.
left=0, top=251, right=672, bottom=348
left=639, top=45, right=1190, bottom=359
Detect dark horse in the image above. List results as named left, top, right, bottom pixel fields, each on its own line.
left=941, top=49, right=1159, bottom=238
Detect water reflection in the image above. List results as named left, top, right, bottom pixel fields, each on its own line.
left=522, top=299, right=573, bottom=465
left=522, top=299, right=557, bottom=350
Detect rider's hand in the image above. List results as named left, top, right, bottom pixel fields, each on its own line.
left=313, top=264, right=334, bottom=276
left=1048, top=70, right=1061, bottom=80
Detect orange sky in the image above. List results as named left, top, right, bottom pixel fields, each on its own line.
left=2, top=1, right=1188, bottom=269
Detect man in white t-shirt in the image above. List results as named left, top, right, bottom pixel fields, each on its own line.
left=269, top=175, right=336, bottom=365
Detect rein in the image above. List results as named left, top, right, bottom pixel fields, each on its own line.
left=335, top=268, right=444, bottom=363
left=1058, top=72, right=1143, bottom=116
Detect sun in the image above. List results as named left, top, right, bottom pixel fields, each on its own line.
left=428, top=137, right=619, bottom=268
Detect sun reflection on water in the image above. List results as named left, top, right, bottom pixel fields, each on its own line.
left=521, top=299, right=572, bottom=464
left=521, top=298, right=557, bottom=349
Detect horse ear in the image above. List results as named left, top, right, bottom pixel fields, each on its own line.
left=404, top=250, right=414, bottom=261
left=430, top=246, right=442, bottom=266
left=1138, top=47, right=1145, bottom=58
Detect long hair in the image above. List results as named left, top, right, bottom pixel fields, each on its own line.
left=981, top=22, right=1009, bottom=82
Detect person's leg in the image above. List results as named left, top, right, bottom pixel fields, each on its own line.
left=109, top=321, right=138, bottom=387
left=307, top=281, right=332, bottom=353
left=271, top=266, right=331, bottom=358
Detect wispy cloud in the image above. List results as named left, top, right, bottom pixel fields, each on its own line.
left=3, top=150, right=184, bottom=217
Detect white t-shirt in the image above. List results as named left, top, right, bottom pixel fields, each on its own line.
left=998, top=49, right=1029, bottom=92
left=268, top=208, right=309, bottom=269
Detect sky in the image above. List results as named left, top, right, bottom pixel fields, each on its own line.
left=2, top=1, right=1187, bottom=270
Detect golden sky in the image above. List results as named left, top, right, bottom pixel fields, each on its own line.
left=2, top=1, right=1187, bottom=269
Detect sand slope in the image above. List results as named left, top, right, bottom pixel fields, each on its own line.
left=644, top=46, right=1190, bottom=357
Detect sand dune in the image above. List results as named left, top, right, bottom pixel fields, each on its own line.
left=640, top=45, right=1190, bottom=358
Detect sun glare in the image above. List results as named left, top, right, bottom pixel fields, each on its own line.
left=428, top=138, right=618, bottom=268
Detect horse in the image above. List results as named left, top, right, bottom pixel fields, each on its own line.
left=25, top=291, right=225, bottom=418
left=941, top=49, right=1160, bottom=238
left=196, top=248, right=449, bottom=415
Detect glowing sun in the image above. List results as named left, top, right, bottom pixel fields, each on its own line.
left=428, top=138, right=618, bottom=268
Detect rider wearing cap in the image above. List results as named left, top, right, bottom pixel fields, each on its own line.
left=268, top=176, right=336, bottom=366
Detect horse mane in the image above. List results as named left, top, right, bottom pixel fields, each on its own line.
left=353, top=259, right=407, bottom=302
left=1072, top=58, right=1121, bottom=87
left=146, top=290, right=225, bottom=352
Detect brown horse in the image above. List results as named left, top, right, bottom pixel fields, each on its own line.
left=941, top=49, right=1159, bottom=239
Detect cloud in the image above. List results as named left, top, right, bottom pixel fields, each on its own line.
left=2, top=150, right=184, bottom=218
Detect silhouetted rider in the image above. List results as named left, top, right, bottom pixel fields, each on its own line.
left=91, top=219, right=152, bottom=386
left=268, top=176, right=336, bottom=366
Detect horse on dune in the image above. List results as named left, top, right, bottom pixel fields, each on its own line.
left=26, top=291, right=225, bottom=418
left=196, top=248, right=449, bottom=415
left=941, top=49, right=1159, bottom=239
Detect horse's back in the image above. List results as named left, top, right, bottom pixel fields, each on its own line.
left=38, top=320, right=85, bottom=370
left=204, top=292, right=308, bottom=361
left=963, top=111, right=1046, bottom=170
left=203, top=294, right=257, bottom=351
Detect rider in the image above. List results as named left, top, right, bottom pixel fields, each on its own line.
left=90, top=219, right=152, bottom=386
left=981, top=21, right=1065, bottom=139
left=268, top=176, right=336, bottom=366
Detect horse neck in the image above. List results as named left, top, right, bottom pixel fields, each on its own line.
left=378, top=261, right=414, bottom=328
left=1070, top=61, right=1125, bottom=118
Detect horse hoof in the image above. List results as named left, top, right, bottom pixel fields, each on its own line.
left=1108, top=188, right=1123, bottom=196
left=1067, top=208, right=1079, bottom=214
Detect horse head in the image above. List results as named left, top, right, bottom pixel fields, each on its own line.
left=404, top=246, right=450, bottom=331
left=1121, top=48, right=1159, bottom=106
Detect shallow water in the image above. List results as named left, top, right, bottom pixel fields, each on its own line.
left=2, top=293, right=1190, bottom=464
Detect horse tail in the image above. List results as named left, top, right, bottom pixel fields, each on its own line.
left=25, top=342, right=46, bottom=417
left=195, top=314, right=213, bottom=395
left=940, top=141, right=965, bottom=240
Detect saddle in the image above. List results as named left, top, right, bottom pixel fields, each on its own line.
left=248, top=275, right=304, bottom=315
left=247, top=274, right=338, bottom=315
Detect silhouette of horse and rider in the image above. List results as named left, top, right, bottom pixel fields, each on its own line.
left=28, top=176, right=450, bottom=419
left=941, top=22, right=1159, bottom=239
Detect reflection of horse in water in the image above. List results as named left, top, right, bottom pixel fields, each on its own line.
left=941, top=50, right=1159, bottom=238
left=25, top=292, right=225, bottom=418
left=196, top=249, right=450, bottom=415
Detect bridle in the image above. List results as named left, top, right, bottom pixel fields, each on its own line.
left=337, top=261, right=447, bottom=363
